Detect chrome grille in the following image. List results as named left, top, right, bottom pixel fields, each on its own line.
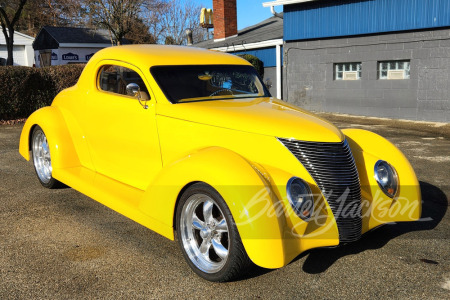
left=279, top=138, right=362, bottom=243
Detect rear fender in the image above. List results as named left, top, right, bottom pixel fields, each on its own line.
left=19, top=106, right=80, bottom=171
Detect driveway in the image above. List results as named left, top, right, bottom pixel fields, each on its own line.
left=0, top=117, right=448, bottom=299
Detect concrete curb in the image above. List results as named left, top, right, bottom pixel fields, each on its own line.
left=316, top=112, right=450, bottom=138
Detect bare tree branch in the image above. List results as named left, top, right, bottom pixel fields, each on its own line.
left=143, top=0, right=205, bottom=45
left=0, top=0, right=28, bottom=65
left=87, top=0, right=148, bottom=45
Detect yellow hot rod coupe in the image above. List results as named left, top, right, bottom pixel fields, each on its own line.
left=19, top=45, right=421, bottom=282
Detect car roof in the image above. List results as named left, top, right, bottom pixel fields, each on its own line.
left=89, top=44, right=251, bottom=69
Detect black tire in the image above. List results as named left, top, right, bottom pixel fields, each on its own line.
left=176, top=182, right=252, bottom=282
left=31, top=126, right=64, bottom=189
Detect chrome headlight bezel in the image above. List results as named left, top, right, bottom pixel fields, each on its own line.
left=374, top=160, right=399, bottom=198
left=286, top=177, right=314, bottom=221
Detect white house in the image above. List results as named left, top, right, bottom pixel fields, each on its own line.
left=33, top=26, right=127, bottom=67
left=0, top=29, right=34, bottom=66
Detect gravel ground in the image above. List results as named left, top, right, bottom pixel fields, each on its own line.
left=0, top=116, right=448, bottom=300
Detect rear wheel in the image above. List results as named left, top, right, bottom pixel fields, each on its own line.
left=31, top=126, right=63, bottom=189
left=176, top=183, right=252, bottom=282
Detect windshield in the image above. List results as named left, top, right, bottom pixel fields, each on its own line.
left=150, top=65, right=271, bottom=103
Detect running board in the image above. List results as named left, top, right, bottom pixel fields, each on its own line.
left=53, top=166, right=174, bottom=240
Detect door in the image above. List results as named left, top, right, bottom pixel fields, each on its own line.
left=82, top=61, right=162, bottom=190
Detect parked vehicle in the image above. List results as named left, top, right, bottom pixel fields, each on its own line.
left=19, top=45, right=421, bottom=282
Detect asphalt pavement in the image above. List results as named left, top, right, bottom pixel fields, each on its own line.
left=0, top=116, right=448, bottom=299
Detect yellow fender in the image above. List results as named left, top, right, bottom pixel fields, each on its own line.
left=140, top=147, right=289, bottom=268
left=19, top=106, right=80, bottom=170
left=343, top=128, right=421, bottom=232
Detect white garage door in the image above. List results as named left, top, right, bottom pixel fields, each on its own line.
left=0, top=45, right=27, bottom=66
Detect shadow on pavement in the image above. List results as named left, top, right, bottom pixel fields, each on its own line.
left=300, top=181, right=448, bottom=274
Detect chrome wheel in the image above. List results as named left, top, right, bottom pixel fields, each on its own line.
left=32, top=129, right=52, bottom=184
left=179, top=194, right=230, bottom=273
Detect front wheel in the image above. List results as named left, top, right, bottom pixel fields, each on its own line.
left=176, top=183, right=252, bottom=282
left=31, top=126, right=63, bottom=189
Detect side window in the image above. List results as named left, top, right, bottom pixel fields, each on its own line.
left=98, top=65, right=149, bottom=96
left=378, top=60, right=410, bottom=80
left=334, top=62, right=362, bottom=80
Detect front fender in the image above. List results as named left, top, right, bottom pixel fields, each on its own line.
left=343, top=129, right=421, bottom=233
left=139, top=147, right=289, bottom=268
left=19, top=106, right=80, bottom=171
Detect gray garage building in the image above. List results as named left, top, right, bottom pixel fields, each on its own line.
left=263, top=0, right=450, bottom=122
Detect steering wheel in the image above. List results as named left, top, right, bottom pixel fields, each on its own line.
left=209, top=88, right=233, bottom=97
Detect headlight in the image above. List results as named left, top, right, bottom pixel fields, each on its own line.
left=287, top=177, right=314, bottom=221
left=374, top=160, right=398, bottom=198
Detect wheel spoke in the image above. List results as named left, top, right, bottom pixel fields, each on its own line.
left=199, top=238, right=211, bottom=256
left=212, top=238, right=228, bottom=260
left=180, top=192, right=232, bottom=274
left=32, top=131, right=53, bottom=184
left=192, top=213, right=205, bottom=230
left=203, top=200, right=214, bottom=223
left=215, top=218, right=228, bottom=232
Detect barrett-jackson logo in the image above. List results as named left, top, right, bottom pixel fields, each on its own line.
left=62, top=52, right=79, bottom=61
left=51, top=52, right=58, bottom=60
left=85, top=53, right=95, bottom=60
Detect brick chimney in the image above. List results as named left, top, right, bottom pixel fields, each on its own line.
left=213, top=0, right=237, bottom=41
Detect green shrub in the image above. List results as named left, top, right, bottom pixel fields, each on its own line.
left=0, top=64, right=85, bottom=120
left=237, top=54, right=264, bottom=78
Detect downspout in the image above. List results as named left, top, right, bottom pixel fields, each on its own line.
left=270, top=6, right=283, bottom=19
left=270, top=5, right=282, bottom=98
left=276, top=43, right=282, bottom=99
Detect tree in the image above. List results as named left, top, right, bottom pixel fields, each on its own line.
left=144, top=0, right=205, bottom=45
left=16, top=0, right=88, bottom=37
left=125, top=17, right=156, bottom=44
left=0, top=0, right=28, bottom=65
left=86, top=0, right=147, bottom=45
left=238, top=54, right=264, bottom=78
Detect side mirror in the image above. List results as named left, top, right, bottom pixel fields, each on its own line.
left=126, top=83, right=140, bottom=97
left=126, top=83, right=148, bottom=109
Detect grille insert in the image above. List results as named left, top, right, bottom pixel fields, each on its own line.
left=279, top=138, right=362, bottom=243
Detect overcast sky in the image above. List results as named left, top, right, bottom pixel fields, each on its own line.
left=194, top=0, right=275, bottom=30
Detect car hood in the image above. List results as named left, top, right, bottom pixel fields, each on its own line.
left=156, top=97, right=344, bottom=143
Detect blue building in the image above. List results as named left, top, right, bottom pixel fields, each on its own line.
left=263, top=0, right=450, bottom=122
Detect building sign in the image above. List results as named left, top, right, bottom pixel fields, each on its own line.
left=51, top=52, right=58, bottom=60
left=85, top=53, right=95, bottom=61
left=62, top=52, right=79, bottom=61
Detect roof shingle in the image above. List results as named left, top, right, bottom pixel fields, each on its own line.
left=195, top=14, right=283, bottom=49
left=42, top=26, right=113, bottom=44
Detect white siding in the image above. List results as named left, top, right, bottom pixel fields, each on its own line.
left=0, top=29, right=35, bottom=66
left=0, top=45, right=28, bottom=66
left=0, top=29, right=33, bottom=46
left=35, top=47, right=105, bottom=67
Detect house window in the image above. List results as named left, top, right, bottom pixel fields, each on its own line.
left=334, top=63, right=361, bottom=80
left=378, top=60, right=410, bottom=80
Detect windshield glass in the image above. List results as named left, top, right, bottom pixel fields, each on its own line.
left=150, top=65, right=271, bottom=103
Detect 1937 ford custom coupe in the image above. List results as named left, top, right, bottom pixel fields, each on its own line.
left=19, top=45, right=421, bottom=282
